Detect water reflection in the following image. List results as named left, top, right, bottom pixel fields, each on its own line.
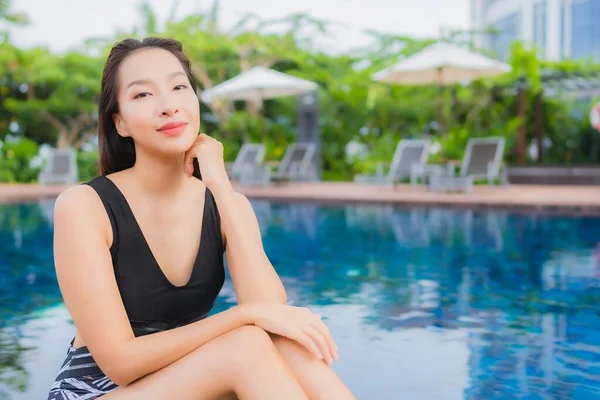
left=1, top=199, right=600, bottom=399
left=0, top=200, right=63, bottom=398
left=254, top=202, right=600, bottom=397
left=0, top=326, right=31, bottom=397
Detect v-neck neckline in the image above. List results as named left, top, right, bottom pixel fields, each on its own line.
left=101, top=175, right=208, bottom=289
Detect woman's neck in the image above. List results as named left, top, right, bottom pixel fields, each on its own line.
left=127, top=151, right=190, bottom=200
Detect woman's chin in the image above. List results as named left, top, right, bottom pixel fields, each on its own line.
left=135, top=131, right=197, bottom=156
left=143, top=142, right=191, bottom=158
left=157, top=133, right=196, bottom=149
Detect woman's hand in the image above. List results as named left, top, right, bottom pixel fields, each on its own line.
left=183, top=133, right=231, bottom=192
left=243, top=302, right=339, bottom=366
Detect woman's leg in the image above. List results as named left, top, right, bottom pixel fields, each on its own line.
left=270, top=334, right=356, bottom=400
left=103, top=326, right=307, bottom=400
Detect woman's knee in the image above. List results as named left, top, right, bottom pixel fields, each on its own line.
left=270, top=334, right=315, bottom=363
left=227, top=325, right=270, bottom=340
left=227, top=325, right=273, bottom=349
left=224, top=326, right=278, bottom=370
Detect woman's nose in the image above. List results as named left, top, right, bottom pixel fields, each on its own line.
left=160, top=104, right=179, bottom=116
left=158, top=95, right=180, bottom=116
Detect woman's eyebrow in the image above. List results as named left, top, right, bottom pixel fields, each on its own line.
left=126, top=71, right=186, bottom=89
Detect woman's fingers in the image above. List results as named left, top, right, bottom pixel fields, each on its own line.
left=183, top=153, right=195, bottom=176
left=304, top=325, right=333, bottom=365
left=277, top=306, right=339, bottom=365
left=291, top=332, right=323, bottom=361
left=183, top=134, right=209, bottom=176
left=312, top=318, right=339, bottom=361
left=183, top=143, right=199, bottom=176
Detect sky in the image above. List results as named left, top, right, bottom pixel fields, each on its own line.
left=8, top=0, right=472, bottom=54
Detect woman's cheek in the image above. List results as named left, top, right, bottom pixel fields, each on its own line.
left=128, top=102, right=156, bottom=125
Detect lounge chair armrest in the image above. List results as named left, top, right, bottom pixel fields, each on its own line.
left=375, top=161, right=386, bottom=177
left=489, top=160, right=506, bottom=172
left=487, top=161, right=495, bottom=176
left=410, top=163, right=439, bottom=177
left=487, top=160, right=505, bottom=177
left=410, top=163, right=424, bottom=175
left=445, top=161, right=459, bottom=176
left=494, top=161, right=509, bottom=186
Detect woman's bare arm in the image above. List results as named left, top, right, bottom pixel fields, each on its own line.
left=211, top=186, right=287, bottom=305
left=53, top=185, right=252, bottom=387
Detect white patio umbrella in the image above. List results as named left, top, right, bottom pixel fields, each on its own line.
left=372, top=42, right=511, bottom=86
left=373, top=42, right=511, bottom=134
left=200, top=66, right=318, bottom=103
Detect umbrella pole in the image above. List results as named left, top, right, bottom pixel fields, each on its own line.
left=257, top=89, right=266, bottom=144
left=259, top=105, right=265, bottom=144
left=437, top=67, right=445, bottom=135
left=246, top=91, right=266, bottom=143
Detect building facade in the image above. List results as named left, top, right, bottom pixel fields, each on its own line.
left=471, top=0, right=600, bottom=61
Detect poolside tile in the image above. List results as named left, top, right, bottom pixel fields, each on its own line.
left=2, top=182, right=600, bottom=215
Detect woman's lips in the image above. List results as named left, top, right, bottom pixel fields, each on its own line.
left=157, top=121, right=187, bottom=136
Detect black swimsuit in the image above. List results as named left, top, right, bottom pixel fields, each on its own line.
left=48, top=175, right=225, bottom=399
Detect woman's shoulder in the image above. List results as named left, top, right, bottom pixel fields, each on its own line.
left=54, top=181, right=115, bottom=250
left=54, top=179, right=110, bottom=227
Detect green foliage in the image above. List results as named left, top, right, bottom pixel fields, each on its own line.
left=3, top=47, right=101, bottom=148
left=1, top=1, right=600, bottom=183
left=508, top=41, right=542, bottom=92
left=76, top=150, right=99, bottom=183
left=0, top=136, right=40, bottom=183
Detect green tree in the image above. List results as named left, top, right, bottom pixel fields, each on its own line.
left=1, top=0, right=600, bottom=183
left=4, top=48, right=102, bottom=148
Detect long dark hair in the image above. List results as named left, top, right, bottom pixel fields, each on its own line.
left=97, top=37, right=201, bottom=178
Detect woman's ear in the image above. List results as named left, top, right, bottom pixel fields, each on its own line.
left=113, top=113, right=129, bottom=137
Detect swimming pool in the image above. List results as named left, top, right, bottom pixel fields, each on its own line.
left=1, top=198, right=600, bottom=399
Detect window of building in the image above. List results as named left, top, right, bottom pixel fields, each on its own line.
left=533, top=0, right=547, bottom=55
left=571, top=0, right=600, bottom=59
left=491, top=13, right=519, bottom=61
left=560, top=0, right=566, bottom=58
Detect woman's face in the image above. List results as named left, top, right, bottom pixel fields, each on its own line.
left=113, top=47, right=200, bottom=155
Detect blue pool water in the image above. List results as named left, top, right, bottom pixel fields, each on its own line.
left=1, top=198, right=600, bottom=399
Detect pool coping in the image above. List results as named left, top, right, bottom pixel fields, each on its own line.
left=237, top=182, right=600, bottom=216
left=2, top=181, right=600, bottom=216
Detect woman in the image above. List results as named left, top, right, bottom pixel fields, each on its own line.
left=48, top=37, right=355, bottom=400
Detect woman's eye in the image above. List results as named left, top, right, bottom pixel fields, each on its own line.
left=133, top=92, right=150, bottom=99
left=174, top=84, right=187, bottom=90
